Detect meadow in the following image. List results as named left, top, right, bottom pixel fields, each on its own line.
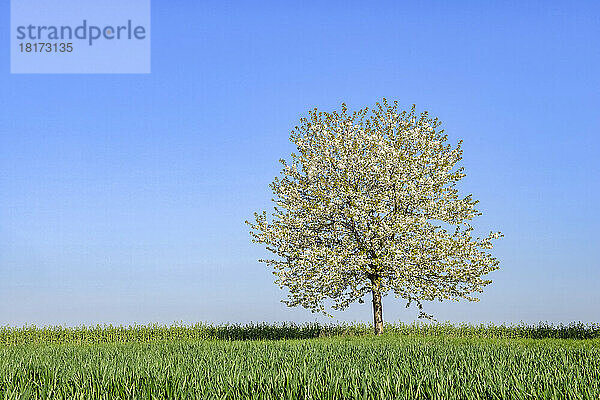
left=1, top=322, right=599, bottom=400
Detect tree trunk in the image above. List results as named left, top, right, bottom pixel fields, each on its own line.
left=371, top=285, right=384, bottom=335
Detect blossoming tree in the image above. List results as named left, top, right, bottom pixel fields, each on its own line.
left=247, top=99, right=502, bottom=335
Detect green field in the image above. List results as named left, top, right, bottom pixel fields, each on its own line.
left=1, top=323, right=599, bottom=399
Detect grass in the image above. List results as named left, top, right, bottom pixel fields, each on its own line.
left=1, top=323, right=599, bottom=399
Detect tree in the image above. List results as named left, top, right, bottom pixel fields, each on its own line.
left=247, top=99, right=502, bottom=335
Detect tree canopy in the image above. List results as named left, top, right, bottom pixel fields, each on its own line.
left=247, top=99, right=502, bottom=333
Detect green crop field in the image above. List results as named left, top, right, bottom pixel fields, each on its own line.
left=1, top=323, right=599, bottom=400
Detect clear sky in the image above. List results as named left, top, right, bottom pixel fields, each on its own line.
left=1, top=1, right=599, bottom=327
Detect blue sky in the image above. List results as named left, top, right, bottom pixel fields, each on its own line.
left=1, top=1, right=599, bottom=326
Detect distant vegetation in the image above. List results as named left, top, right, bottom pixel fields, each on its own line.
left=1, top=321, right=599, bottom=345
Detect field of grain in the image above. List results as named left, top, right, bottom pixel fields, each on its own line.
left=1, top=323, right=598, bottom=399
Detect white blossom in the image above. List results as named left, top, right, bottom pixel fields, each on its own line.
left=247, top=99, right=503, bottom=323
